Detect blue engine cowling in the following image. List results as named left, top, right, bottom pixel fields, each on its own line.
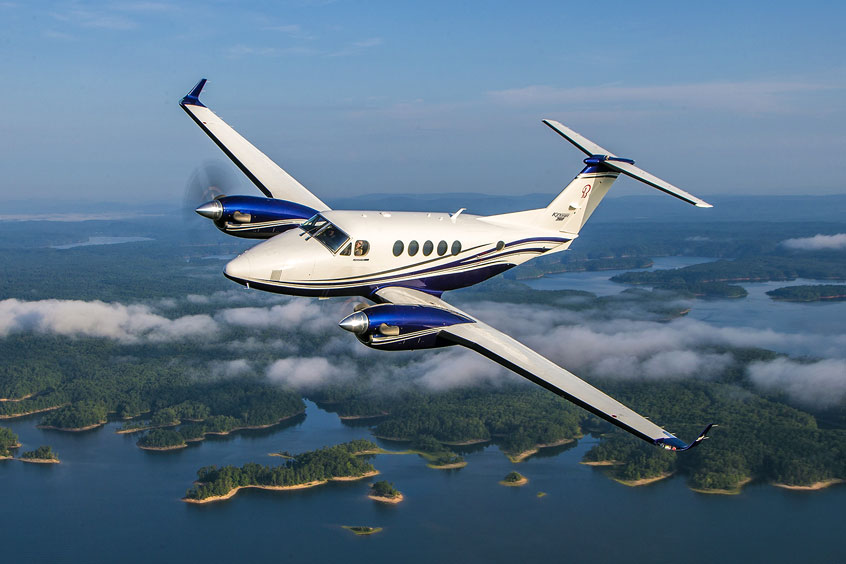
left=195, top=195, right=317, bottom=239
left=338, top=304, right=474, bottom=351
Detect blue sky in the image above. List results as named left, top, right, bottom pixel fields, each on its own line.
left=1, top=1, right=844, bottom=205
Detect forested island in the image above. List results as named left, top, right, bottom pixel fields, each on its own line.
left=20, top=445, right=59, bottom=464
left=766, top=285, right=846, bottom=302
left=0, top=427, right=19, bottom=458
left=137, top=429, right=187, bottom=451
left=342, top=526, right=383, bottom=536
left=184, top=440, right=380, bottom=503
left=369, top=480, right=403, bottom=503
left=500, top=471, right=528, bottom=486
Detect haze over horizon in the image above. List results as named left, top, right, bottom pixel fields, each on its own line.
left=1, top=1, right=844, bottom=205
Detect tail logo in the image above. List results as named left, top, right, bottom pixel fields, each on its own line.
left=581, top=184, right=592, bottom=198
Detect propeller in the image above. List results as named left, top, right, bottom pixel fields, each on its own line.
left=183, top=161, right=240, bottom=222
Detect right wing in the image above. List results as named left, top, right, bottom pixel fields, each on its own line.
left=373, top=286, right=713, bottom=451
left=180, top=79, right=329, bottom=211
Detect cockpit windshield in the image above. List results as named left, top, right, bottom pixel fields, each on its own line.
left=299, top=214, right=350, bottom=253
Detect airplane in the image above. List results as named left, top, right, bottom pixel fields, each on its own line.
left=181, top=78, right=714, bottom=451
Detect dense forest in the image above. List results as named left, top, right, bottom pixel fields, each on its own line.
left=137, top=429, right=186, bottom=449
left=2, top=214, right=846, bottom=492
left=185, top=441, right=378, bottom=500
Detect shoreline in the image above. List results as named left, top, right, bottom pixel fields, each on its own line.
left=580, top=460, right=620, bottom=467
left=368, top=493, right=404, bottom=504
left=138, top=443, right=187, bottom=451
left=0, top=404, right=67, bottom=420
left=19, top=458, right=60, bottom=464
left=0, top=393, right=36, bottom=402
left=772, top=479, right=843, bottom=491
left=614, top=472, right=674, bottom=487
left=183, top=470, right=379, bottom=504
left=38, top=421, right=106, bottom=432
left=202, top=411, right=306, bottom=437
left=338, top=412, right=389, bottom=420
left=427, top=461, right=467, bottom=469
left=116, top=423, right=179, bottom=435
left=691, top=477, right=753, bottom=495
left=507, top=438, right=574, bottom=463
left=500, top=477, right=529, bottom=487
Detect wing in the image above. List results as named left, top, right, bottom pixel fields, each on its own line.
left=180, top=79, right=330, bottom=211
left=373, top=286, right=713, bottom=451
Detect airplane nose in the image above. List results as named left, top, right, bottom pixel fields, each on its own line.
left=195, top=200, right=223, bottom=220
left=224, top=254, right=254, bottom=282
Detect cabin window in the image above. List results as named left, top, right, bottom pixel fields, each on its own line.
left=340, top=243, right=352, bottom=256
left=392, top=240, right=404, bottom=257
left=451, top=241, right=462, bottom=256
left=437, top=240, right=448, bottom=256
left=496, top=240, right=505, bottom=251
left=408, top=240, right=419, bottom=256
left=354, top=240, right=370, bottom=257
left=423, top=240, right=434, bottom=256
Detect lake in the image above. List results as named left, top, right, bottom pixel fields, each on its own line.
left=2, top=256, right=845, bottom=563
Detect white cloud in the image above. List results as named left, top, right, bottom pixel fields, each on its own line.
left=211, top=359, right=253, bottom=378
left=781, top=233, right=846, bottom=251
left=0, top=299, right=216, bottom=343
left=748, top=358, right=846, bottom=408
left=216, top=299, right=336, bottom=332
left=266, top=356, right=340, bottom=390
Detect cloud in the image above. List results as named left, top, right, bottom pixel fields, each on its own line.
left=0, top=299, right=216, bottom=343
left=747, top=358, right=846, bottom=408
left=266, top=356, right=340, bottom=390
left=216, top=300, right=336, bottom=332
left=487, top=80, right=838, bottom=114
left=211, top=359, right=253, bottom=378
left=781, top=233, right=846, bottom=251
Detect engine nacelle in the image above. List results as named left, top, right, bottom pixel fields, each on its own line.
left=338, top=304, right=474, bottom=351
left=195, top=195, right=317, bottom=239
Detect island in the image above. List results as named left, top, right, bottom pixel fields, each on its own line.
left=183, top=441, right=380, bottom=504
left=137, top=429, right=187, bottom=451
left=19, top=445, right=60, bottom=464
left=368, top=480, right=403, bottom=503
left=500, top=471, right=528, bottom=487
left=0, top=426, right=20, bottom=459
left=342, top=526, right=383, bottom=536
left=38, top=401, right=107, bottom=432
left=766, top=285, right=846, bottom=302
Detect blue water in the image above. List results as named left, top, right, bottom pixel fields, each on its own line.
left=1, top=400, right=844, bottom=563
left=3, top=257, right=846, bottom=562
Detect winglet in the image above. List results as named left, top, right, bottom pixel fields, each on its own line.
left=181, top=78, right=207, bottom=108
left=655, top=423, right=715, bottom=452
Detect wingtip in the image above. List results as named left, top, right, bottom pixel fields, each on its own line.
left=180, top=78, right=207, bottom=108
left=695, top=201, right=714, bottom=209
left=656, top=423, right=715, bottom=452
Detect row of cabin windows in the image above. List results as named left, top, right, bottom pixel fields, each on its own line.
left=393, top=239, right=461, bottom=257
left=338, top=239, right=464, bottom=258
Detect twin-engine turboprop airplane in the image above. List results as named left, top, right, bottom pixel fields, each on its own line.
left=181, top=79, right=715, bottom=451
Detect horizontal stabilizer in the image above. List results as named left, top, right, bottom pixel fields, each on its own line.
left=543, top=119, right=712, bottom=208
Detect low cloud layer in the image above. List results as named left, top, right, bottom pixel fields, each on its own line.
left=0, top=298, right=216, bottom=343
left=747, top=358, right=846, bottom=408
left=266, top=356, right=340, bottom=390
left=781, top=233, right=846, bottom=251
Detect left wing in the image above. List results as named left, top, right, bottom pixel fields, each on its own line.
left=373, top=286, right=713, bottom=451
left=180, top=79, right=330, bottom=211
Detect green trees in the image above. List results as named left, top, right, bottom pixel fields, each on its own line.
left=185, top=442, right=377, bottom=500
left=40, top=401, right=107, bottom=430
left=21, top=445, right=58, bottom=461
left=0, top=427, right=19, bottom=456
left=503, top=471, right=524, bottom=483
left=766, top=285, right=846, bottom=302
left=370, top=480, right=400, bottom=498
left=138, top=429, right=186, bottom=449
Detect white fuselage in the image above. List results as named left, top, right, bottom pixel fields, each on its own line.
left=223, top=210, right=574, bottom=298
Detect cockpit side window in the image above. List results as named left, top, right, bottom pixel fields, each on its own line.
left=340, top=242, right=352, bottom=256
left=300, top=214, right=350, bottom=253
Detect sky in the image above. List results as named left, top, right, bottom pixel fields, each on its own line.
left=1, top=1, right=845, bottom=206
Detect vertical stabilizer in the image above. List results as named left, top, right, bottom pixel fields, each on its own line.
left=544, top=168, right=619, bottom=233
